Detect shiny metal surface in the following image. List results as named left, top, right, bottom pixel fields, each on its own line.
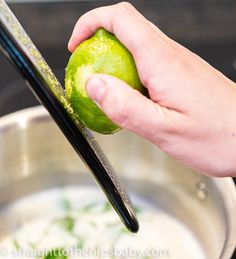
left=0, top=0, right=138, bottom=232
left=0, top=106, right=236, bottom=258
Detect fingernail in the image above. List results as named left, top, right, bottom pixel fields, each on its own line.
left=86, top=77, right=106, bottom=103
left=68, top=42, right=72, bottom=52
left=67, top=38, right=73, bottom=52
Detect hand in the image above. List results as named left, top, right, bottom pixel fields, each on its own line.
left=68, top=2, right=236, bottom=177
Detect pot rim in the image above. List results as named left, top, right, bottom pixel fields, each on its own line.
left=0, top=106, right=236, bottom=258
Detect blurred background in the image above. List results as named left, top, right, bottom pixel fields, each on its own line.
left=0, top=0, right=236, bottom=256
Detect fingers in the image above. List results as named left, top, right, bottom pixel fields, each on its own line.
left=86, top=74, right=166, bottom=140
left=68, top=2, right=150, bottom=50
left=68, top=2, right=171, bottom=65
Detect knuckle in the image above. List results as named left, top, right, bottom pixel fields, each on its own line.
left=114, top=105, right=130, bottom=127
left=116, top=1, right=135, bottom=13
left=117, top=1, right=133, bottom=9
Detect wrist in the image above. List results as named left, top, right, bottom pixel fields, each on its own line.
left=221, top=85, right=236, bottom=177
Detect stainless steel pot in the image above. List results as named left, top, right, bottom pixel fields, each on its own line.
left=0, top=106, right=235, bottom=259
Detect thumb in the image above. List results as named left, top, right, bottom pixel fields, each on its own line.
left=86, top=74, right=166, bottom=140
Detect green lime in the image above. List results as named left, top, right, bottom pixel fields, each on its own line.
left=65, top=28, right=144, bottom=134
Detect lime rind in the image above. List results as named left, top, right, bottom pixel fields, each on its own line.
left=74, top=65, right=94, bottom=97
left=69, top=85, right=120, bottom=134
left=65, top=28, right=144, bottom=134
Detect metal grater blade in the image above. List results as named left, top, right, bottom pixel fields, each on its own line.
left=0, top=0, right=138, bottom=232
